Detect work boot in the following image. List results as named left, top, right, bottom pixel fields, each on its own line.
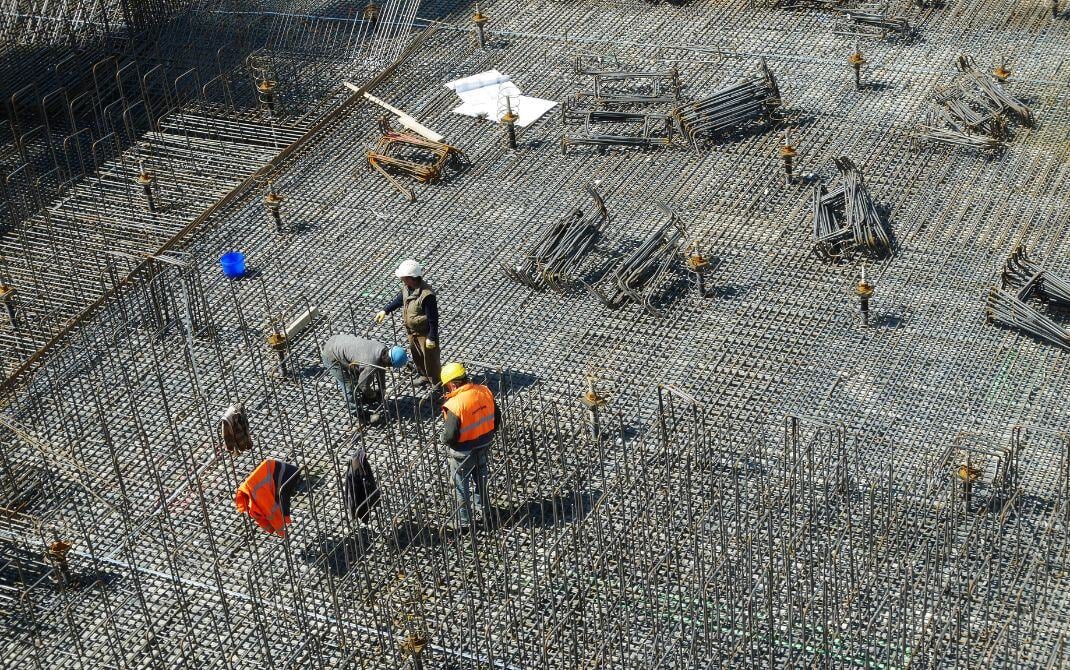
left=367, top=412, right=384, bottom=427
left=412, top=375, right=429, bottom=388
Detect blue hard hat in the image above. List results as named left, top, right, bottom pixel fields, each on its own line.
left=388, top=346, right=408, bottom=368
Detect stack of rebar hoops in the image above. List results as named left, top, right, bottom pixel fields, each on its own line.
left=501, top=184, right=610, bottom=291
left=561, top=58, right=782, bottom=152
left=366, top=120, right=465, bottom=201
left=832, top=1, right=912, bottom=39
left=561, top=62, right=681, bottom=153
left=810, top=157, right=891, bottom=261
left=671, top=59, right=782, bottom=149
left=773, top=0, right=914, bottom=37
left=918, top=55, right=1033, bottom=153
left=583, top=204, right=689, bottom=317
left=986, top=245, right=1070, bottom=349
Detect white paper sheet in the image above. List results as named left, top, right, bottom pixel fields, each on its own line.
left=445, top=70, right=512, bottom=94
left=512, top=96, right=559, bottom=127
left=444, top=70, right=558, bottom=127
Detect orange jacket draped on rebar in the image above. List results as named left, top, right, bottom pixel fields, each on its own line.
left=235, top=459, right=301, bottom=537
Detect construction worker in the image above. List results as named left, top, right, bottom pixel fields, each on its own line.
left=439, top=362, right=500, bottom=530
left=375, top=259, right=440, bottom=387
left=321, top=334, right=407, bottom=426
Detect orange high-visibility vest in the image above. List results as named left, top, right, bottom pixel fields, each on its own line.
left=235, top=459, right=292, bottom=537
left=442, top=383, right=496, bottom=445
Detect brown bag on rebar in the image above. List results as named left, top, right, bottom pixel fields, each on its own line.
left=220, top=405, right=253, bottom=454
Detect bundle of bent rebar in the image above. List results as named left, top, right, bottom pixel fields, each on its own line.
left=833, top=2, right=912, bottom=40
left=561, top=64, right=680, bottom=152
left=502, top=185, right=610, bottom=291
left=917, top=55, right=1033, bottom=153
left=811, top=157, right=890, bottom=261
left=986, top=246, right=1070, bottom=349
left=583, top=204, right=688, bottom=317
left=672, top=59, right=782, bottom=148
left=366, top=122, right=465, bottom=201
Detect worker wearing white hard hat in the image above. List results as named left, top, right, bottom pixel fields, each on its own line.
left=393, top=258, right=423, bottom=279
left=375, top=259, right=441, bottom=387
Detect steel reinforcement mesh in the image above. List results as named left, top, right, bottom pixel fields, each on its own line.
left=1, top=0, right=1070, bottom=667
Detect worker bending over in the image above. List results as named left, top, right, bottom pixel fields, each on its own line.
left=375, top=259, right=440, bottom=387
left=321, top=334, right=407, bottom=426
left=439, top=362, right=500, bottom=530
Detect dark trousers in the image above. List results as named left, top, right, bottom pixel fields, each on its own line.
left=323, top=355, right=383, bottom=422
left=448, top=445, right=490, bottom=525
left=408, top=332, right=441, bottom=385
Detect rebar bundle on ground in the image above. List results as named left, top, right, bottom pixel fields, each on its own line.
left=366, top=125, right=466, bottom=201
left=986, top=245, right=1070, bottom=349
left=832, top=2, right=912, bottom=39
left=583, top=204, right=688, bottom=316
left=671, top=59, right=782, bottom=148
left=917, top=55, right=1033, bottom=153
left=810, top=157, right=890, bottom=261
left=502, top=184, right=609, bottom=291
left=563, top=59, right=782, bottom=152
left=561, top=107, right=676, bottom=152
left=573, top=64, right=682, bottom=106
left=561, top=65, right=680, bottom=152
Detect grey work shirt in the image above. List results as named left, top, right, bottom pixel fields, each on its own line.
left=321, top=335, right=387, bottom=393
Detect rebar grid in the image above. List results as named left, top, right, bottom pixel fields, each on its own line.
left=1, top=279, right=1068, bottom=668
left=0, top=0, right=1068, bottom=667
left=0, top=2, right=433, bottom=375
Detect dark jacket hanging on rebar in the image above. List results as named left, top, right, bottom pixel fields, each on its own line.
left=235, top=459, right=302, bottom=537
left=343, top=449, right=381, bottom=522
left=220, top=405, right=253, bottom=454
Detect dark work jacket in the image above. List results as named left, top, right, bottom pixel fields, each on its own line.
left=274, top=460, right=302, bottom=518
left=343, top=449, right=381, bottom=521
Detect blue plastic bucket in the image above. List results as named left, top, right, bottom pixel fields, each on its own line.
left=220, top=251, right=246, bottom=278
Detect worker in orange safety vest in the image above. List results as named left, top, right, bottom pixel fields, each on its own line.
left=439, top=362, right=500, bottom=531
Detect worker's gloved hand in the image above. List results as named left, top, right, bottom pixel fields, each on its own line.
left=425, top=340, right=437, bottom=350
left=375, top=310, right=387, bottom=324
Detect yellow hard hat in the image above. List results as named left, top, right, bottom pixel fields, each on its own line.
left=440, top=362, right=467, bottom=385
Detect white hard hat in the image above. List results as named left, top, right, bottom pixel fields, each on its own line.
left=394, top=259, right=424, bottom=278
